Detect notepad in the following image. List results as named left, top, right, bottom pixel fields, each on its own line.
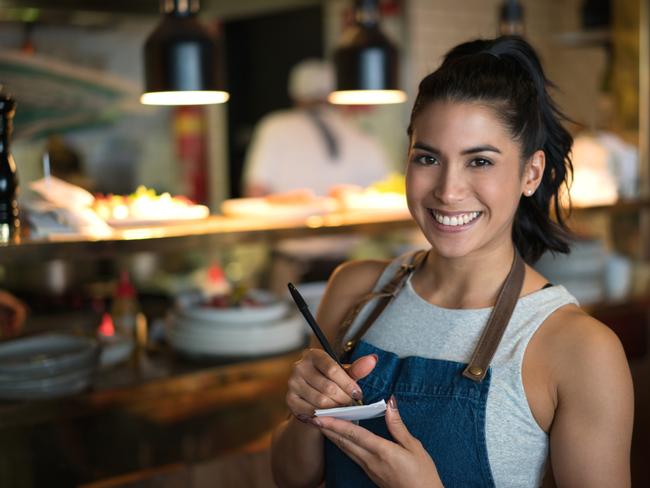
left=314, top=400, right=387, bottom=421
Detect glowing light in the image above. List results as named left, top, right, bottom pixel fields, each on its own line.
left=98, top=312, right=115, bottom=337
left=140, top=90, right=230, bottom=106
left=306, top=215, right=325, bottom=228
left=328, top=90, right=407, bottom=105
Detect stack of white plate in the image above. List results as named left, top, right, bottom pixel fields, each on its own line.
left=0, top=334, right=99, bottom=400
left=535, top=238, right=607, bottom=304
left=167, top=291, right=306, bottom=359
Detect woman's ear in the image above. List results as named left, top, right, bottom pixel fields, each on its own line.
left=522, top=150, right=545, bottom=196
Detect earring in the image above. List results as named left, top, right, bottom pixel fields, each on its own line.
left=526, top=189, right=533, bottom=196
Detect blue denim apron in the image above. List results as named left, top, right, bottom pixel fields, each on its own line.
left=324, top=250, right=525, bottom=487
left=324, top=340, right=495, bottom=487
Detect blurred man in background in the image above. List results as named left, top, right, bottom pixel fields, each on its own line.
left=243, top=59, right=392, bottom=290
left=243, top=59, right=389, bottom=197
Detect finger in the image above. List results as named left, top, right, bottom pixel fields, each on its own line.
left=295, top=377, right=347, bottom=409
left=286, top=390, right=322, bottom=418
left=346, top=353, right=378, bottom=381
left=304, top=374, right=356, bottom=406
left=385, top=395, right=417, bottom=450
left=313, top=353, right=363, bottom=402
left=320, top=427, right=369, bottom=468
left=316, top=416, right=390, bottom=456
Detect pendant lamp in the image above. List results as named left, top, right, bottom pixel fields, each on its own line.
left=141, top=0, right=229, bottom=105
left=328, top=0, right=406, bottom=105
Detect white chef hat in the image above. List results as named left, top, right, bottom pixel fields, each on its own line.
left=288, top=59, right=335, bottom=102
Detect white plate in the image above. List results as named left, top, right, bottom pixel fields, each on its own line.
left=167, top=316, right=305, bottom=357
left=556, top=279, right=603, bottom=304
left=168, top=316, right=304, bottom=345
left=0, top=373, right=93, bottom=400
left=106, top=209, right=209, bottom=228
left=221, top=197, right=337, bottom=221
left=178, top=290, right=289, bottom=324
left=0, top=366, right=95, bottom=400
left=168, top=332, right=304, bottom=357
left=0, top=334, right=98, bottom=379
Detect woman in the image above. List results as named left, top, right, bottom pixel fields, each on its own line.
left=271, top=36, right=633, bottom=487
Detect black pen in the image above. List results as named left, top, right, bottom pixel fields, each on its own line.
left=287, top=282, right=362, bottom=405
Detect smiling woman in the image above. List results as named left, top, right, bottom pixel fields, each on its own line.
left=270, top=36, right=633, bottom=488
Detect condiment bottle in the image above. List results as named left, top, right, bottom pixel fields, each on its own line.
left=111, top=271, right=140, bottom=340
left=0, top=92, right=19, bottom=243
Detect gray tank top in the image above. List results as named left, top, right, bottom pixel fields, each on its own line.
left=343, top=253, right=579, bottom=488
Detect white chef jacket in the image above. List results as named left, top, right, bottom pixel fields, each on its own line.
left=244, top=107, right=390, bottom=196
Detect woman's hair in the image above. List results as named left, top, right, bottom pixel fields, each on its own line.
left=408, top=36, right=573, bottom=263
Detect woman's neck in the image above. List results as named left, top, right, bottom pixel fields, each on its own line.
left=414, top=245, right=517, bottom=309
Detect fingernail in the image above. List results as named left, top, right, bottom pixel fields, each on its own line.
left=310, top=417, right=323, bottom=428
left=351, top=388, right=362, bottom=401
left=371, top=354, right=379, bottom=362
left=388, top=395, right=397, bottom=410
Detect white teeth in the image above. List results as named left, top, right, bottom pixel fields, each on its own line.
left=432, top=210, right=481, bottom=227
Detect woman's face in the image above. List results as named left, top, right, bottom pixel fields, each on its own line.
left=406, top=100, right=542, bottom=260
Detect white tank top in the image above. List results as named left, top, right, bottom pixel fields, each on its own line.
left=343, top=254, right=579, bottom=488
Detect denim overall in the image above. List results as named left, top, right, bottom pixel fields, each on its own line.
left=324, top=251, right=525, bottom=487
left=324, top=341, right=495, bottom=487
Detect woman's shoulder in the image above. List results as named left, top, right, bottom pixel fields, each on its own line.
left=544, top=304, right=623, bottom=355
left=540, top=304, right=630, bottom=395
left=315, top=259, right=391, bottom=343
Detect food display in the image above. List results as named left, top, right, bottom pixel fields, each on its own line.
left=331, top=173, right=409, bottom=214
left=93, top=185, right=210, bottom=227
left=221, top=188, right=338, bottom=221
left=221, top=174, right=409, bottom=220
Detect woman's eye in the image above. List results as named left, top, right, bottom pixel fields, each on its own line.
left=469, top=158, right=493, bottom=168
left=412, top=154, right=438, bottom=166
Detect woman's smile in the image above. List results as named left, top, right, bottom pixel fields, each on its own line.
left=428, top=209, right=483, bottom=232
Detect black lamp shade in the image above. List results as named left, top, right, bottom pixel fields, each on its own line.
left=335, top=26, right=397, bottom=90
left=329, top=11, right=405, bottom=104
left=141, top=12, right=228, bottom=105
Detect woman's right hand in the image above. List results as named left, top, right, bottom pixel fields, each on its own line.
left=286, top=348, right=378, bottom=423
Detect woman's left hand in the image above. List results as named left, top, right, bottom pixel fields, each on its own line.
left=315, top=395, right=444, bottom=488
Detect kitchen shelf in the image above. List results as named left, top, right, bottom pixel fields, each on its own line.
left=1, top=210, right=417, bottom=264
left=4, top=198, right=650, bottom=264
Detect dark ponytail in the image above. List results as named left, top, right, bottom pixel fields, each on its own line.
left=408, top=36, right=573, bottom=263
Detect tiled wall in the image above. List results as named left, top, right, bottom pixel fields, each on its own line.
left=406, top=0, right=608, bottom=130
left=323, top=0, right=610, bottom=169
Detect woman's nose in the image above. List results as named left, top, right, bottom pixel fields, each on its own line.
left=433, top=165, right=467, bottom=204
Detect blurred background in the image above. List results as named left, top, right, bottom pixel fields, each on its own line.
left=0, top=0, right=648, bottom=487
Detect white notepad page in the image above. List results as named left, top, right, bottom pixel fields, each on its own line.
left=314, top=400, right=387, bottom=421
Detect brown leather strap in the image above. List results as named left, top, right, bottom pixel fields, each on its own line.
left=334, top=250, right=428, bottom=357
left=462, top=251, right=525, bottom=382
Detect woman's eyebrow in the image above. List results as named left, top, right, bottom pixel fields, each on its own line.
left=411, top=142, right=501, bottom=155
left=412, top=142, right=438, bottom=153
left=461, top=145, right=501, bottom=155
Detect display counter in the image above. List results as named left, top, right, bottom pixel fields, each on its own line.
left=1, top=209, right=417, bottom=264
left=0, top=347, right=301, bottom=486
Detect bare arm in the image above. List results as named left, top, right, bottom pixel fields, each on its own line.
left=548, top=312, right=633, bottom=487
left=270, top=259, right=388, bottom=488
